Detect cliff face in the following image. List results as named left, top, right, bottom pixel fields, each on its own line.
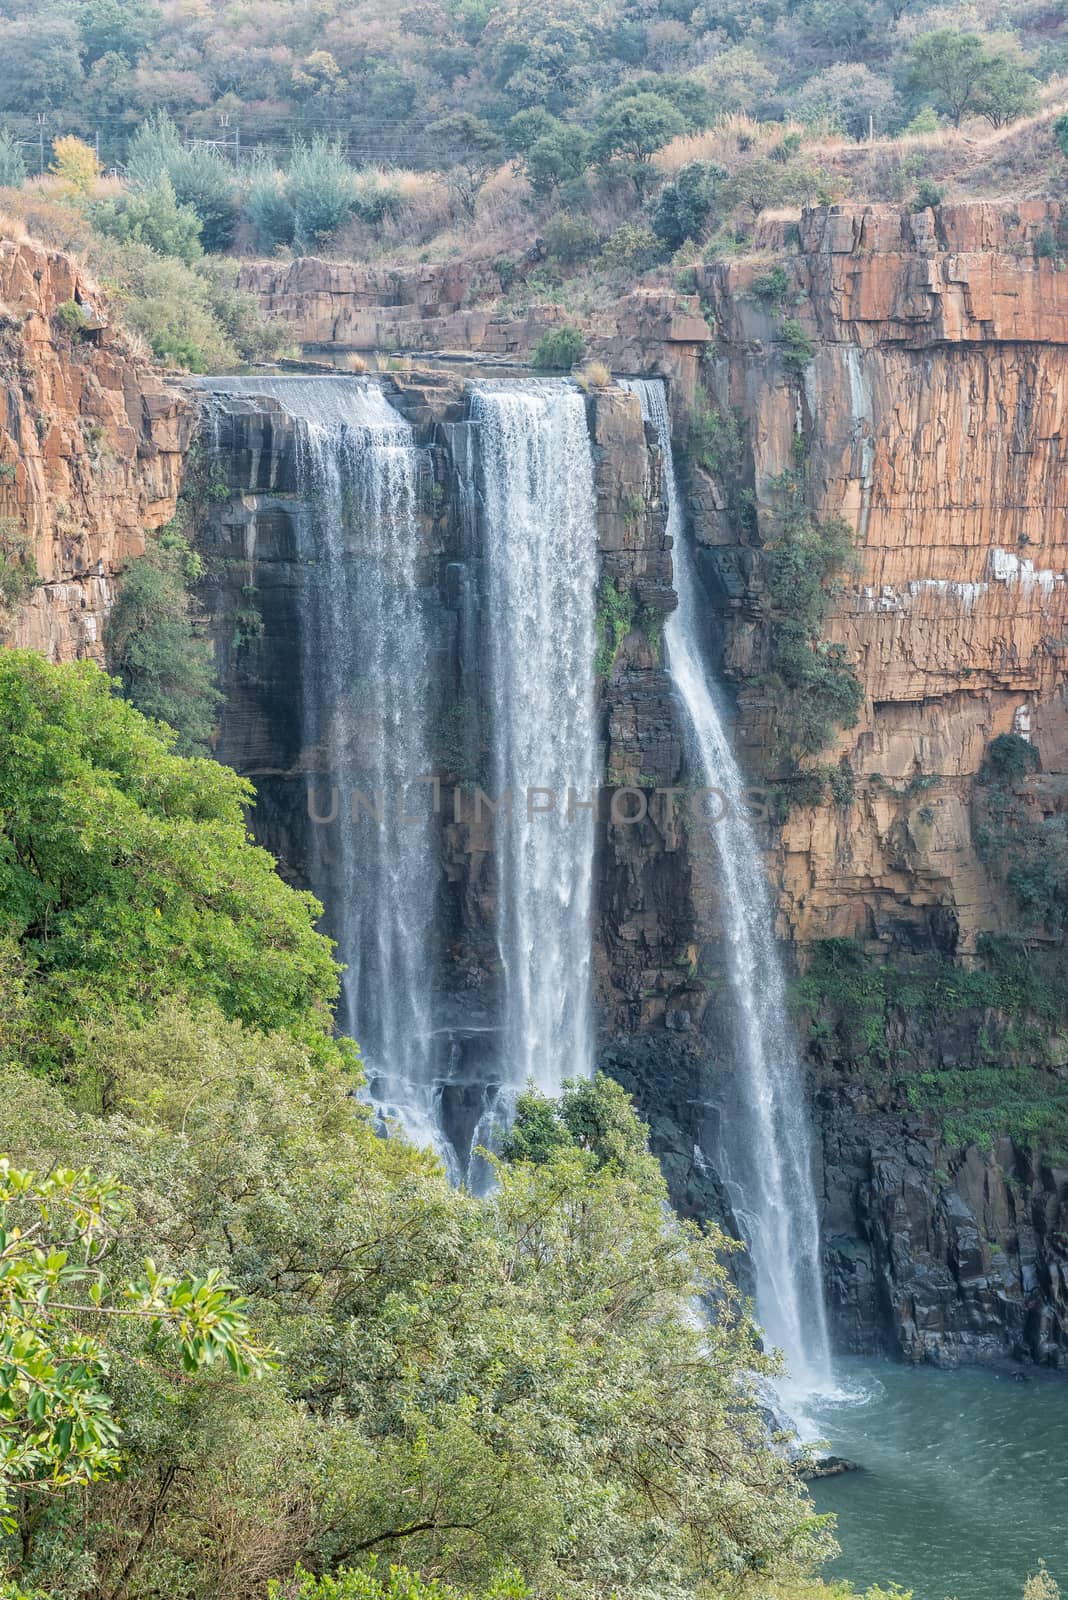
left=700, top=201, right=1068, bottom=955
left=695, top=201, right=1068, bottom=1366
left=0, top=236, right=192, bottom=662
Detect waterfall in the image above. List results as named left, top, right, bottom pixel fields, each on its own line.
left=471, top=382, right=599, bottom=1099
left=203, top=377, right=446, bottom=1167
left=627, top=377, right=832, bottom=1396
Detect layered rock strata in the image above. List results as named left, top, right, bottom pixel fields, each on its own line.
left=0, top=236, right=192, bottom=661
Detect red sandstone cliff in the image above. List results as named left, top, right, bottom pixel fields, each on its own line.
left=0, top=235, right=193, bottom=662
left=700, top=201, right=1068, bottom=955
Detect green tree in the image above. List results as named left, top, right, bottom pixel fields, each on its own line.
left=244, top=155, right=296, bottom=250
left=973, top=55, right=1039, bottom=128
left=795, top=63, right=897, bottom=138
left=0, top=18, right=83, bottom=113
left=531, top=324, right=585, bottom=369
left=76, top=0, right=156, bottom=67
left=592, top=91, right=687, bottom=196
left=92, top=172, right=203, bottom=263
left=652, top=159, right=725, bottom=253
left=0, top=1028, right=832, bottom=1599
left=0, top=651, right=341, bottom=1063
left=125, top=113, right=238, bottom=251
left=285, top=136, right=357, bottom=249
left=0, top=131, right=26, bottom=188
left=0, top=1159, right=270, bottom=1524
left=513, top=115, right=590, bottom=198
left=907, top=31, right=1032, bottom=129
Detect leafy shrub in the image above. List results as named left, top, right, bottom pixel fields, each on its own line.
left=0, top=520, right=37, bottom=615
left=267, top=138, right=400, bottom=250
left=600, top=221, right=659, bottom=271
left=92, top=240, right=236, bottom=371
left=285, top=136, right=359, bottom=250
left=531, top=324, right=585, bottom=370
left=980, top=732, right=1039, bottom=784
left=105, top=523, right=222, bottom=754
left=780, top=316, right=814, bottom=373
left=51, top=298, right=89, bottom=335
left=0, top=650, right=340, bottom=1054
left=651, top=160, right=724, bottom=255
left=542, top=210, right=600, bottom=264
left=595, top=576, right=636, bottom=678
left=686, top=398, right=744, bottom=479
left=910, top=179, right=944, bottom=213
left=244, top=156, right=295, bottom=250
left=92, top=172, right=203, bottom=263
left=752, top=263, right=791, bottom=305
left=829, top=755, right=856, bottom=806
left=1035, top=227, right=1058, bottom=259
left=759, top=471, right=863, bottom=760
left=269, top=1561, right=471, bottom=1600
left=195, top=256, right=295, bottom=363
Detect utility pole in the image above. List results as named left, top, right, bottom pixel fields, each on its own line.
left=37, top=112, right=45, bottom=175
left=234, top=122, right=240, bottom=168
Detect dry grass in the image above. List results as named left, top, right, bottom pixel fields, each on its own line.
left=576, top=359, right=612, bottom=389
left=657, top=114, right=810, bottom=175
left=0, top=208, right=30, bottom=245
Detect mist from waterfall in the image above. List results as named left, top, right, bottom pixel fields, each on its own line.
left=627, top=377, right=832, bottom=1396
left=471, top=382, right=599, bottom=1102
left=204, top=376, right=446, bottom=1167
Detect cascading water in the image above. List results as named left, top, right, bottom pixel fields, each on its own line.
left=471, top=382, right=599, bottom=1100
left=627, top=377, right=832, bottom=1397
left=203, top=376, right=446, bottom=1166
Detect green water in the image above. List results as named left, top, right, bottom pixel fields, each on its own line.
left=808, top=1359, right=1068, bottom=1600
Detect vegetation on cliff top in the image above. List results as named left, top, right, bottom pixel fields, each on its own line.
left=0, top=0, right=1066, bottom=371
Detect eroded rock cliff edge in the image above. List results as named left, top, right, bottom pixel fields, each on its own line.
left=0, top=237, right=192, bottom=662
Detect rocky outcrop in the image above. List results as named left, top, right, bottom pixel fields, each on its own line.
left=0, top=236, right=192, bottom=661
left=239, top=256, right=713, bottom=404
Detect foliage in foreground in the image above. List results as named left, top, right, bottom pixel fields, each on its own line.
left=0, top=1037, right=833, bottom=1600
left=0, top=652, right=832, bottom=1600
left=0, top=1160, right=270, bottom=1525
left=0, top=651, right=340, bottom=1069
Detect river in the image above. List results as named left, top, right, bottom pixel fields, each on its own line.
left=809, top=1358, right=1068, bottom=1599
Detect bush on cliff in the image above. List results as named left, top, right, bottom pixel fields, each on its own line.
left=760, top=472, right=863, bottom=761
left=531, top=325, right=586, bottom=370
left=106, top=521, right=221, bottom=754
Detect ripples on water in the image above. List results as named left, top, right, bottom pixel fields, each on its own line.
left=808, top=1358, right=1068, bottom=1600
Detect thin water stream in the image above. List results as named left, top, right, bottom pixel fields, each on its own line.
left=627, top=377, right=831, bottom=1397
